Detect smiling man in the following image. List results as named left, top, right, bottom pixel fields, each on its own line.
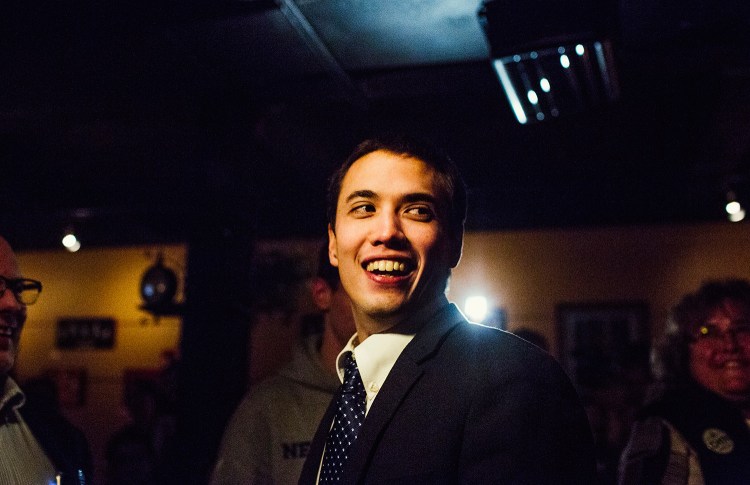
left=0, top=236, right=91, bottom=484
left=299, top=136, right=596, bottom=484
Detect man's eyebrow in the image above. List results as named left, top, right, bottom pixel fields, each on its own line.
left=345, top=190, right=377, bottom=203
left=402, top=192, right=438, bottom=204
left=344, top=190, right=439, bottom=205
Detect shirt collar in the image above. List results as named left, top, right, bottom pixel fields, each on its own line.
left=334, top=295, right=450, bottom=407
left=0, top=377, right=26, bottom=418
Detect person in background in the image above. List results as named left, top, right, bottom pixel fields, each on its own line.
left=299, top=135, right=596, bottom=484
left=0, top=236, right=91, bottom=484
left=105, top=426, right=158, bottom=485
left=619, top=279, right=750, bottom=484
left=210, top=244, right=355, bottom=485
left=106, top=378, right=176, bottom=484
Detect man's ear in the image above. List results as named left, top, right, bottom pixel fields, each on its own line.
left=328, top=224, right=339, bottom=267
left=311, top=277, right=333, bottom=311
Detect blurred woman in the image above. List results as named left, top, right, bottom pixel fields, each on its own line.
left=619, top=279, right=750, bottom=485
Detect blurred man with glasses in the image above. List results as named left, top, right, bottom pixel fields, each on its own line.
left=620, top=279, right=750, bottom=485
left=0, top=236, right=91, bottom=484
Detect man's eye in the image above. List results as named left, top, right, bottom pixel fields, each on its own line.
left=351, top=204, right=375, bottom=215
left=405, top=206, right=434, bottom=220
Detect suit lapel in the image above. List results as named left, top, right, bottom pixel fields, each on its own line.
left=344, top=303, right=466, bottom=482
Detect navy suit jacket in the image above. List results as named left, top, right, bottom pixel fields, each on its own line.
left=299, top=303, right=596, bottom=484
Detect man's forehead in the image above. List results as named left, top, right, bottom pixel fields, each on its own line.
left=339, top=152, right=443, bottom=201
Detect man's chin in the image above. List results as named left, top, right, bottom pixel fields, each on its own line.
left=367, top=306, right=403, bottom=324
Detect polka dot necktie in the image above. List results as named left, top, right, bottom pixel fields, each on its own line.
left=319, top=351, right=366, bottom=483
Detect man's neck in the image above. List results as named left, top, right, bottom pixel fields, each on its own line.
left=354, top=294, right=449, bottom=342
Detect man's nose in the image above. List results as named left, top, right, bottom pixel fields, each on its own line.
left=0, top=288, right=22, bottom=311
left=371, top=212, right=405, bottom=246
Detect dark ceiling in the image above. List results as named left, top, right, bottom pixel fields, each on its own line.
left=2, top=0, right=750, bottom=251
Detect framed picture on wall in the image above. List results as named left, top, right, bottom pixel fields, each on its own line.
left=56, top=317, right=116, bottom=349
left=556, top=301, right=650, bottom=389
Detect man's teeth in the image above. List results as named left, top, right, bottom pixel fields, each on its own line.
left=366, top=260, right=406, bottom=272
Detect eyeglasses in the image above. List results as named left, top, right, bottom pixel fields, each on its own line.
left=0, top=276, right=42, bottom=305
left=692, top=322, right=750, bottom=346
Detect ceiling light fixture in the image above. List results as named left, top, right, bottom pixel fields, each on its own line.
left=726, top=191, right=746, bottom=222
left=61, top=230, right=81, bottom=252
left=490, top=41, right=619, bottom=125
left=479, top=0, right=619, bottom=124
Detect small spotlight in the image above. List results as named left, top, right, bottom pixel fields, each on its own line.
left=560, top=54, right=571, bottom=68
left=729, top=209, right=746, bottom=222
left=726, top=200, right=742, bottom=215
left=725, top=191, right=745, bottom=222
left=575, top=44, right=585, bottom=56
left=62, top=233, right=81, bottom=253
left=465, top=296, right=489, bottom=322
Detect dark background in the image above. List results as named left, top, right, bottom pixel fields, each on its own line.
left=2, top=0, right=749, bottom=250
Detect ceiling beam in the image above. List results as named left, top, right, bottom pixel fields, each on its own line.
left=275, top=0, right=368, bottom=109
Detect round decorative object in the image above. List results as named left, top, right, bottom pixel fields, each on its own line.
left=702, top=428, right=734, bottom=455
left=140, top=260, right=178, bottom=306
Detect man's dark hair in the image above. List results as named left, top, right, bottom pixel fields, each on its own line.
left=326, top=134, right=467, bottom=242
left=653, top=278, right=750, bottom=388
left=316, top=243, right=339, bottom=290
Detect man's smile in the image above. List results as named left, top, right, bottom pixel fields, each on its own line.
left=711, top=357, right=750, bottom=369
left=0, top=313, right=20, bottom=337
left=364, top=259, right=410, bottom=276
left=0, top=322, right=19, bottom=342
